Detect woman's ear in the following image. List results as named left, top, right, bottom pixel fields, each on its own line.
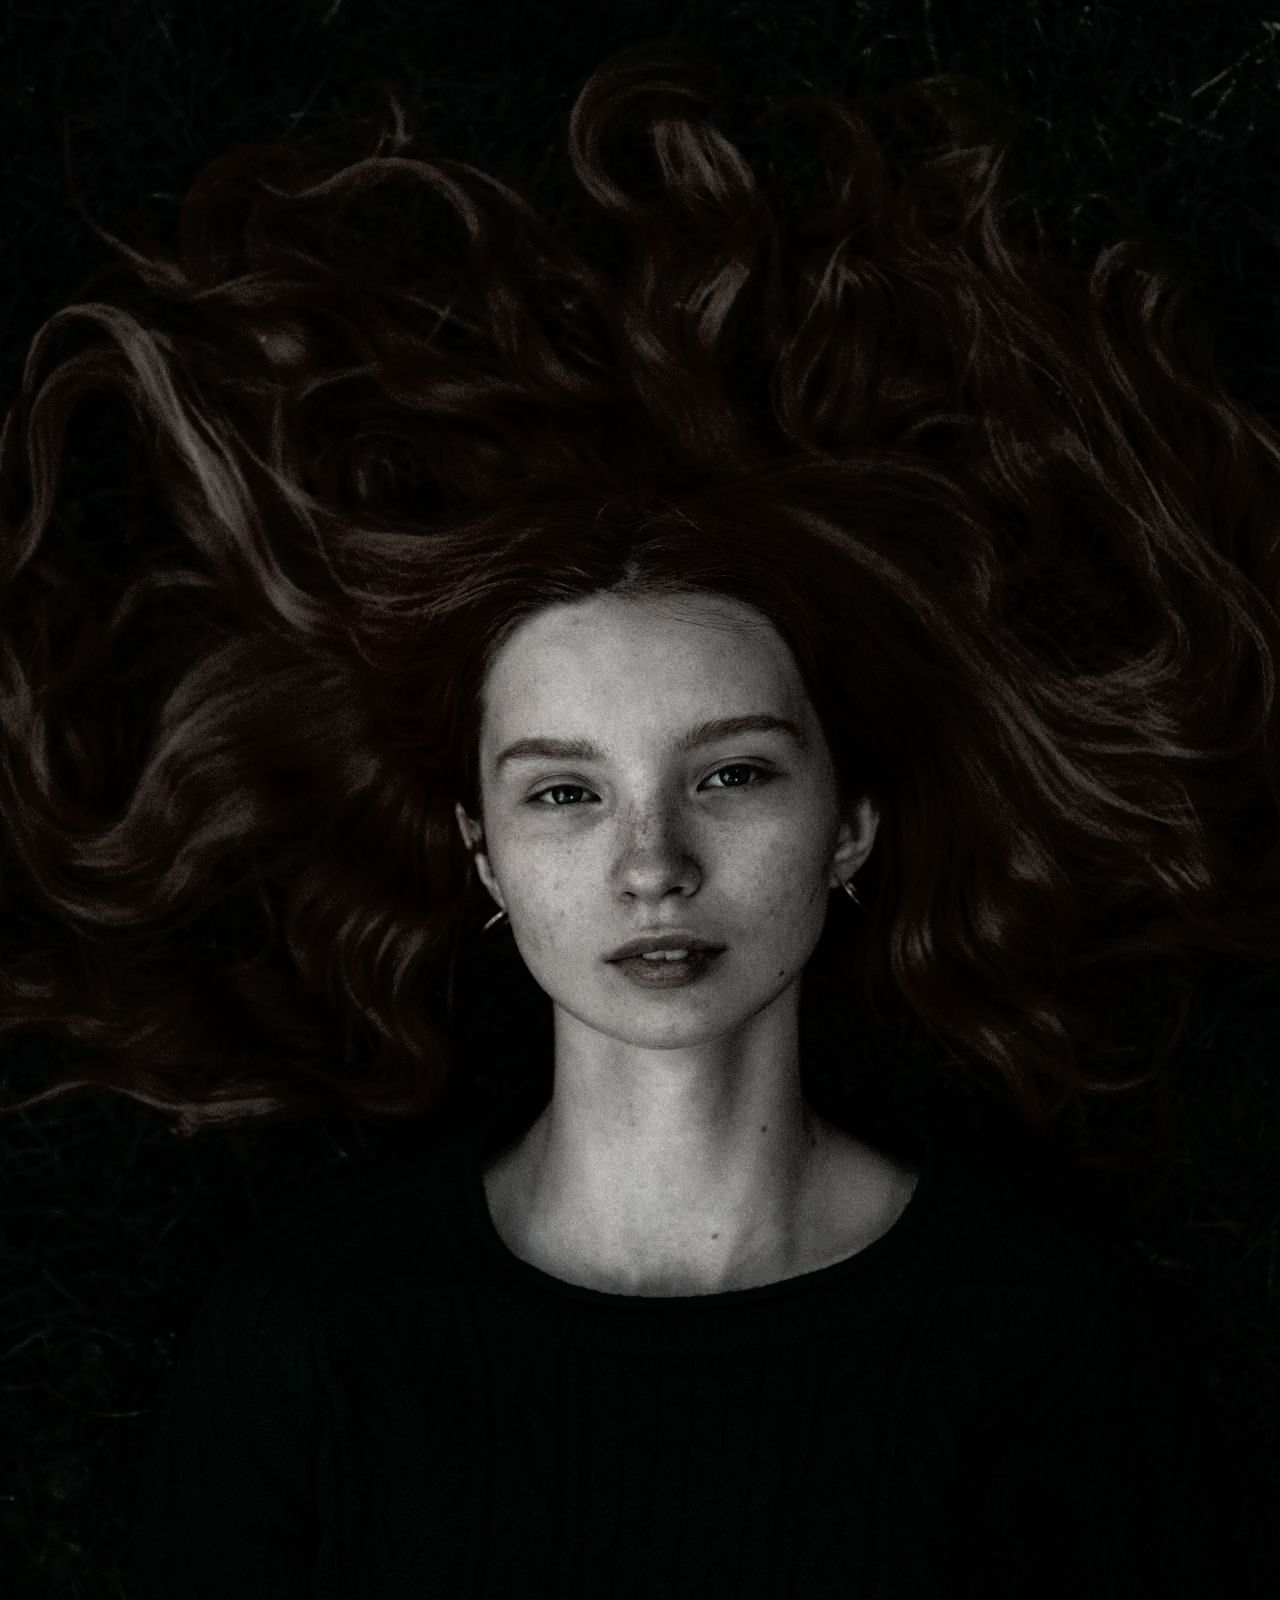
left=454, top=801, right=504, bottom=908
left=830, top=795, right=879, bottom=887
left=454, top=800, right=482, bottom=858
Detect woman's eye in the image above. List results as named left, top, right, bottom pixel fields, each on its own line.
left=527, top=763, right=774, bottom=807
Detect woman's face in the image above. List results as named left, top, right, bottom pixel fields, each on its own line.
left=455, top=591, right=876, bottom=1047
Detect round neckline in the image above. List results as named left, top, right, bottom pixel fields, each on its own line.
left=458, top=1110, right=949, bottom=1313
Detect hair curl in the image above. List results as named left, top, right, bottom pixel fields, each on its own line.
left=1, top=41, right=1277, bottom=1167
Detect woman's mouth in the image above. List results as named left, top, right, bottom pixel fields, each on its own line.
left=610, top=949, right=724, bottom=988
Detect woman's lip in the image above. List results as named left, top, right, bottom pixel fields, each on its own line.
left=607, top=946, right=724, bottom=961
left=610, top=949, right=725, bottom=986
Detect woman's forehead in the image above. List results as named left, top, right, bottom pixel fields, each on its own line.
left=490, top=594, right=789, bottom=679
left=483, top=600, right=803, bottom=726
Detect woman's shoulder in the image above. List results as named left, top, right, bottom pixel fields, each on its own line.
left=924, top=1134, right=1176, bottom=1350
left=199, top=1130, right=469, bottom=1322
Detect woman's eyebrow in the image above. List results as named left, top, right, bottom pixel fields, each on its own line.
left=495, top=713, right=807, bottom=769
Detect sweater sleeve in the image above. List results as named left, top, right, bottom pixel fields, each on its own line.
left=965, top=1266, right=1235, bottom=1600
left=127, top=1238, right=321, bottom=1599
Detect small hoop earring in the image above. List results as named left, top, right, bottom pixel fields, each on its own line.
left=838, top=876, right=863, bottom=909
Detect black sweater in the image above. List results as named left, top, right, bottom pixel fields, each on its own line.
left=128, top=1109, right=1231, bottom=1598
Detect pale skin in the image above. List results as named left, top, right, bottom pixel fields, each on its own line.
left=455, top=590, right=920, bottom=1297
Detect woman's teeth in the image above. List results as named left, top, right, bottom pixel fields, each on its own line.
left=640, top=949, right=689, bottom=961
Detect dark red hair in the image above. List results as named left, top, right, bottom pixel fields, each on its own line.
left=1, top=41, right=1276, bottom=1161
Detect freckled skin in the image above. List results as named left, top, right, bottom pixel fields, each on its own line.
left=455, top=591, right=890, bottom=1296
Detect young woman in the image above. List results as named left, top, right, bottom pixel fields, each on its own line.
left=457, top=584, right=914, bottom=1301
left=1, top=39, right=1271, bottom=1597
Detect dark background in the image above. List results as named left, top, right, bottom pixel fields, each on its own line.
left=1, top=1, right=1277, bottom=1594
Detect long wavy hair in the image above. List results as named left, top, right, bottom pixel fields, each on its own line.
left=1, top=41, right=1277, bottom=1175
